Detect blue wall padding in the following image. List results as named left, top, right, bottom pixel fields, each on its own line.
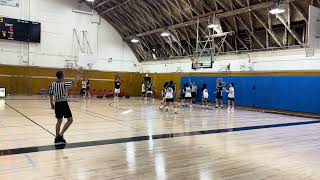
left=181, top=76, right=320, bottom=114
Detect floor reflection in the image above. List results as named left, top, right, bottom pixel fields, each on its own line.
left=126, top=142, right=136, bottom=172
left=0, top=100, right=5, bottom=110
left=155, top=153, right=166, bottom=180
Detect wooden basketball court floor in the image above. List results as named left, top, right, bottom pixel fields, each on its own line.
left=1, top=96, right=320, bottom=180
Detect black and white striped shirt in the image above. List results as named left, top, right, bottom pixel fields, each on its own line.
left=48, top=81, right=74, bottom=102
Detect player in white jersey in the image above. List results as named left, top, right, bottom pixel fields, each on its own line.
left=81, top=80, right=87, bottom=98
left=227, top=83, right=235, bottom=111
left=202, top=84, right=209, bottom=108
left=184, top=84, right=193, bottom=108
left=180, top=83, right=187, bottom=107
left=141, top=81, right=147, bottom=100
left=160, top=82, right=168, bottom=108
left=160, top=81, right=178, bottom=114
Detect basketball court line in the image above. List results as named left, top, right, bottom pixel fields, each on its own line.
left=0, top=119, right=319, bottom=157
left=0, top=119, right=37, bottom=167
left=4, top=99, right=49, bottom=101
left=5, top=102, right=56, bottom=137
left=109, top=101, right=130, bottom=110
left=5, top=98, right=319, bottom=120
left=70, top=107, right=141, bottom=130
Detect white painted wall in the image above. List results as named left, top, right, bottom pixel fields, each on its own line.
left=1, top=0, right=319, bottom=74
left=140, top=49, right=320, bottom=73
left=0, top=0, right=139, bottom=72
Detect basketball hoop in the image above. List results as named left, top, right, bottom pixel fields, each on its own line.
left=87, top=63, right=93, bottom=70
left=65, top=63, right=74, bottom=69
left=191, top=50, right=213, bottom=69
left=305, top=47, right=315, bottom=57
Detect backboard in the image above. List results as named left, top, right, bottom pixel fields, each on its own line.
left=191, top=49, right=213, bottom=70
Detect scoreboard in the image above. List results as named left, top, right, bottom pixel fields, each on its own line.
left=0, top=16, right=41, bottom=43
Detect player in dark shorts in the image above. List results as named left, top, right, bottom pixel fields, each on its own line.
left=202, top=84, right=209, bottom=108
left=141, top=81, right=147, bottom=99
left=215, top=81, right=224, bottom=108
left=86, top=79, right=91, bottom=99
left=81, top=79, right=87, bottom=98
left=190, top=80, right=198, bottom=103
left=49, top=71, right=79, bottom=145
left=180, top=83, right=188, bottom=107
left=114, top=79, right=121, bottom=100
left=160, top=81, right=178, bottom=114
left=184, top=84, right=193, bottom=108
left=228, top=83, right=235, bottom=111
left=146, top=81, right=154, bottom=98
left=160, top=82, right=169, bottom=108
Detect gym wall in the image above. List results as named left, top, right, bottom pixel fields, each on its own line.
left=181, top=72, right=320, bottom=114
left=140, top=71, right=320, bottom=114
left=0, top=0, right=138, bottom=72
left=0, top=65, right=143, bottom=97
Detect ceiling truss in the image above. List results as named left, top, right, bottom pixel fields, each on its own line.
left=86, top=0, right=320, bottom=62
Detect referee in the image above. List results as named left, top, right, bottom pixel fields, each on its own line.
left=49, top=71, right=79, bottom=145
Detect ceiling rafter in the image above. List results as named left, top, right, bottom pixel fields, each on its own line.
left=84, top=0, right=316, bottom=61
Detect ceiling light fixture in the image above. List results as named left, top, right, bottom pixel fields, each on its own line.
left=207, top=16, right=223, bottom=33
left=131, top=38, right=139, bottom=43
left=207, top=24, right=218, bottom=29
left=160, top=32, right=170, bottom=37
left=269, top=0, right=285, bottom=14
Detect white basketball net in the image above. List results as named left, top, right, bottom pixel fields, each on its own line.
left=87, top=63, right=93, bottom=70
left=305, top=47, right=315, bottom=57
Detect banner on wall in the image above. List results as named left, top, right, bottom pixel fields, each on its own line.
left=0, top=0, right=19, bottom=7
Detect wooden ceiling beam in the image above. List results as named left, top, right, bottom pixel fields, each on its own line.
left=100, top=0, right=132, bottom=15
left=94, top=0, right=113, bottom=9
left=124, top=1, right=274, bottom=39
left=233, top=0, right=283, bottom=47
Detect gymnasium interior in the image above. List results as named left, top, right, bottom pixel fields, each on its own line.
left=0, top=0, right=320, bottom=179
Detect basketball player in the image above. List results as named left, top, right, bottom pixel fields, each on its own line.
left=215, top=81, right=224, bottom=108
left=49, top=71, right=79, bottom=144
left=160, top=81, right=178, bottom=114
left=81, top=79, right=87, bottom=98
left=141, top=81, right=147, bottom=100
left=146, top=81, right=153, bottom=98
left=228, top=83, right=235, bottom=111
left=180, top=83, right=187, bottom=107
left=202, top=84, right=209, bottom=108
left=160, top=82, right=168, bottom=108
left=172, top=81, right=177, bottom=100
left=114, top=79, right=121, bottom=100
left=190, top=80, right=198, bottom=103
left=86, top=79, right=91, bottom=99
left=185, top=84, right=193, bottom=108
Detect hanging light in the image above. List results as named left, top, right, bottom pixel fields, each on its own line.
left=86, top=0, right=94, bottom=2
left=269, top=0, right=286, bottom=14
left=207, top=16, right=223, bottom=34
left=160, top=32, right=170, bottom=37
left=207, top=24, right=216, bottom=29
left=131, top=38, right=139, bottom=43
left=208, top=17, right=219, bottom=29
